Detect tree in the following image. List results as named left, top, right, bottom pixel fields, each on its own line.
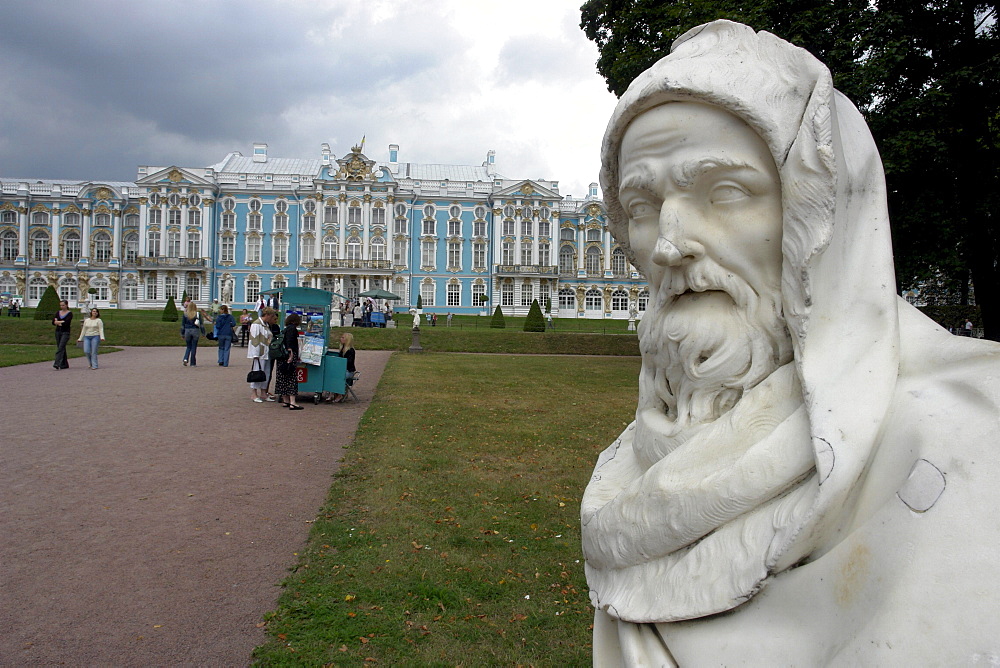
left=416, top=294, right=423, bottom=310
left=490, top=305, right=506, bottom=329
left=524, top=299, right=546, bottom=332
left=182, top=290, right=189, bottom=304
left=33, top=285, right=60, bottom=320
left=162, top=296, right=178, bottom=322
left=580, top=0, right=999, bottom=340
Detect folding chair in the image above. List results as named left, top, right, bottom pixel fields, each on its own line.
left=345, top=371, right=360, bottom=402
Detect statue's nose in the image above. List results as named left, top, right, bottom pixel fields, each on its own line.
left=651, top=208, right=704, bottom=267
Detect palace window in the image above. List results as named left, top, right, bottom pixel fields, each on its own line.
left=185, top=275, right=200, bottom=301
left=502, top=219, right=514, bottom=236
left=538, top=220, right=550, bottom=237
left=123, top=233, right=138, bottom=263
left=395, top=203, right=407, bottom=217
left=587, top=228, right=602, bottom=242
left=248, top=213, right=262, bottom=231
left=303, top=214, right=316, bottom=232
left=638, top=289, right=649, bottom=312
left=393, top=239, right=407, bottom=266
left=32, top=211, right=50, bottom=226
left=447, top=282, right=460, bottom=307
left=124, top=213, right=139, bottom=227
left=560, top=227, right=575, bottom=241
left=249, top=198, right=262, bottom=213
left=347, top=237, right=362, bottom=260
left=272, top=276, right=287, bottom=291
left=612, top=289, right=629, bottom=311
left=220, top=235, right=235, bottom=263
left=186, top=232, right=200, bottom=259
left=612, top=248, right=628, bottom=275
left=521, top=220, right=532, bottom=236
left=188, top=208, right=201, bottom=226
left=472, top=282, right=485, bottom=307
left=539, top=282, right=550, bottom=309
left=473, top=220, right=487, bottom=237
left=122, top=276, right=138, bottom=301
left=275, top=199, right=288, bottom=214
left=538, top=243, right=550, bottom=266
left=2, top=230, right=18, bottom=260
left=370, top=237, right=386, bottom=262
left=31, top=230, right=50, bottom=262
left=247, top=236, right=262, bottom=263
left=348, top=203, right=362, bottom=225
left=64, top=231, right=81, bottom=263
left=473, top=242, right=486, bottom=270
left=168, top=209, right=181, bottom=226
left=520, top=244, right=533, bottom=265
left=501, top=241, right=514, bottom=265
left=449, top=219, right=461, bottom=236
left=301, top=237, right=315, bottom=265
left=559, top=246, right=575, bottom=273
left=323, top=235, right=338, bottom=260
left=448, top=241, right=461, bottom=269
left=167, top=231, right=181, bottom=258
left=585, top=246, right=602, bottom=273
left=274, top=214, right=288, bottom=232
left=420, top=281, right=435, bottom=307
left=164, top=276, right=178, bottom=300
left=221, top=212, right=235, bottom=230
left=503, top=205, right=515, bottom=218
left=63, top=212, right=80, bottom=227
left=59, top=278, right=78, bottom=302
left=449, top=205, right=461, bottom=219
left=422, top=218, right=436, bottom=236
left=94, top=232, right=112, bottom=263
left=559, top=287, right=575, bottom=310
left=189, top=194, right=201, bottom=208
left=245, top=278, right=261, bottom=303
left=324, top=203, right=338, bottom=225
left=145, top=275, right=157, bottom=300
left=475, top=205, right=486, bottom=219
left=421, top=240, right=436, bottom=268
left=501, top=281, right=514, bottom=306
left=521, top=283, right=534, bottom=307
left=147, top=231, right=160, bottom=257
left=372, top=206, right=385, bottom=226
left=169, top=194, right=181, bottom=207
left=28, top=277, right=47, bottom=301
left=394, top=218, right=407, bottom=235
left=95, top=213, right=111, bottom=227
left=423, top=204, right=435, bottom=218
left=585, top=288, right=603, bottom=310
left=273, top=236, right=288, bottom=264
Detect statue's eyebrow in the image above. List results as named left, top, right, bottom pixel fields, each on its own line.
left=618, top=163, right=656, bottom=195
left=672, top=157, right=755, bottom=188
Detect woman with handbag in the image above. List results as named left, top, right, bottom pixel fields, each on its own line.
left=180, top=301, right=204, bottom=367
left=247, top=308, right=276, bottom=403
left=274, top=312, right=304, bottom=410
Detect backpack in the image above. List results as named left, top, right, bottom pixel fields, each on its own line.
left=268, top=332, right=287, bottom=360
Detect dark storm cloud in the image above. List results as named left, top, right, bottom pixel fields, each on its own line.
left=0, top=0, right=449, bottom=181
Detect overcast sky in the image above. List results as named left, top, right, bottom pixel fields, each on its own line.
left=0, top=0, right=619, bottom=199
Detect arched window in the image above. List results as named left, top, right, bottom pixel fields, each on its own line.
left=220, top=235, right=235, bottom=263
left=273, top=236, right=288, bottom=264
left=59, top=276, right=78, bottom=303
left=612, top=248, right=628, bottom=275
left=585, top=246, right=602, bottom=273
left=123, top=233, right=138, bottom=264
left=638, top=289, right=649, bottom=312
left=370, top=237, right=386, bottom=262
left=32, top=210, right=50, bottom=226
left=31, top=230, right=50, bottom=262
left=1, top=230, right=17, bottom=261
left=94, top=213, right=111, bottom=227
left=246, top=235, right=262, bottom=263
left=501, top=281, right=514, bottom=306
left=520, top=282, right=534, bottom=307
left=587, top=228, right=602, bottom=243
left=347, top=236, right=362, bottom=261
left=0, top=274, right=14, bottom=294
left=559, top=246, right=575, bottom=273
left=63, top=212, right=81, bottom=227
left=185, top=274, right=200, bottom=301
left=420, top=280, right=435, bottom=307
left=164, top=276, right=178, bottom=300
left=447, top=281, right=461, bottom=307
left=122, top=276, right=138, bottom=301
left=186, top=231, right=201, bottom=259
left=91, top=277, right=110, bottom=301
left=93, top=231, right=112, bottom=263
left=558, top=287, right=575, bottom=310
left=28, top=276, right=48, bottom=301
left=560, top=227, right=575, bottom=241
left=323, top=235, right=338, bottom=260
left=585, top=288, right=603, bottom=310
left=64, top=231, right=81, bottom=263
left=611, top=289, right=629, bottom=311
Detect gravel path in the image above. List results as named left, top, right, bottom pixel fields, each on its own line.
left=0, top=345, right=391, bottom=666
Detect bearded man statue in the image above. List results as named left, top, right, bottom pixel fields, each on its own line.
left=582, top=20, right=1000, bottom=666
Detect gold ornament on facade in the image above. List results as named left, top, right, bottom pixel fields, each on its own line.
left=168, top=170, right=183, bottom=183
left=139, top=197, right=148, bottom=205
left=31, top=204, right=48, bottom=213
left=587, top=204, right=601, bottom=217
left=363, top=194, right=372, bottom=202
left=519, top=184, right=534, bottom=196
left=96, top=187, right=112, bottom=201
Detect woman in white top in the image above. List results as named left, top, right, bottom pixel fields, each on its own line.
left=247, top=308, right=276, bottom=403
left=77, top=308, right=106, bottom=370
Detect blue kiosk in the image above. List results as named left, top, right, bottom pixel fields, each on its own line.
left=272, top=287, right=347, bottom=404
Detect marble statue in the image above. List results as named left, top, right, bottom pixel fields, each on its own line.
left=582, top=20, right=1000, bottom=666
left=409, top=307, right=420, bottom=330
left=221, top=276, right=234, bottom=305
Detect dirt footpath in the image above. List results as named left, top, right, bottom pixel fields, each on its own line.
left=0, top=345, right=391, bottom=666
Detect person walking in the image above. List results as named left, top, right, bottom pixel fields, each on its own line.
left=275, top=312, right=303, bottom=410
left=180, top=301, right=204, bottom=366
left=51, top=299, right=73, bottom=370
left=77, top=307, right=106, bottom=369
left=213, top=304, right=237, bottom=366
left=248, top=307, right=276, bottom=402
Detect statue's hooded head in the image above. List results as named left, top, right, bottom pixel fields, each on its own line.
left=598, top=20, right=901, bottom=608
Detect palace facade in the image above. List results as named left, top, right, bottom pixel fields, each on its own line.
left=0, top=143, right=649, bottom=318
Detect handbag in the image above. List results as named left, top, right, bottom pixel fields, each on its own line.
left=268, top=333, right=287, bottom=361
left=246, top=358, right=266, bottom=383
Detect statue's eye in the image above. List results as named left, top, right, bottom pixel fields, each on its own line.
left=627, top=201, right=657, bottom=220
left=710, top=183, right=750, bottom=204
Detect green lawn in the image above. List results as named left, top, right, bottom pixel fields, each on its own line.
left=252, top=353, right=640, bottom=666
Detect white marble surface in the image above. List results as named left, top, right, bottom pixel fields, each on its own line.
left=584, top=19, right=1000, bottom=666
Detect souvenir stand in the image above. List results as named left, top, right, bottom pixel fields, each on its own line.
left=272, top=287, right=346, bottom=404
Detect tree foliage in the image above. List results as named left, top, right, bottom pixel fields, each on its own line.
left=580, top=0, right=1000, bottom=339
left=490, top=305, right=506, bottom=329
left=162, top=296, right=178, bottom=322
left=33, top=285, right=60, bottom=320
left=524, top=299, right=546, bottom=332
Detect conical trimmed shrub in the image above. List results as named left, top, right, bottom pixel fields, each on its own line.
left=162, top=295, right=178, bottom=321
left=524, top=299, right=545, bottom=332
left=490, top=304, right=505, bottom=329
left=34, top=285, right=60, bottom=320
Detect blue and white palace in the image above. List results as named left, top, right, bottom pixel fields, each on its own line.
left=0, top=142, right=649, bottom=318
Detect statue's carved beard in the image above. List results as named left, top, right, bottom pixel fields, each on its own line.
left=634, top=260, right=792, bottom=469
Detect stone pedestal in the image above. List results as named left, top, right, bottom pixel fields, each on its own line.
left=408, top=327, right=423, bottom=353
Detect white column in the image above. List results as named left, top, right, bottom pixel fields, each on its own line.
left=180, top=200, right=189, bottom=257
left=17, top=205, right=28, bottom=257
left=362, top=196, right=371, bottom=259
left=604, top=228, right=612, bottom=273
left=81, top=209, right=92, bottom=261
left=112, top=210, right=122, bottom=260
left=200, top=203, right=211, bottom=257
left=338, top=199, right=347, bottom=258
left=158, top=207, right=167, bottom=257
left=577, top=218, right=586, bottom=272
left=51, top=208, right=61, bottom=260
left=138, top=200, right=148, bottom=256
